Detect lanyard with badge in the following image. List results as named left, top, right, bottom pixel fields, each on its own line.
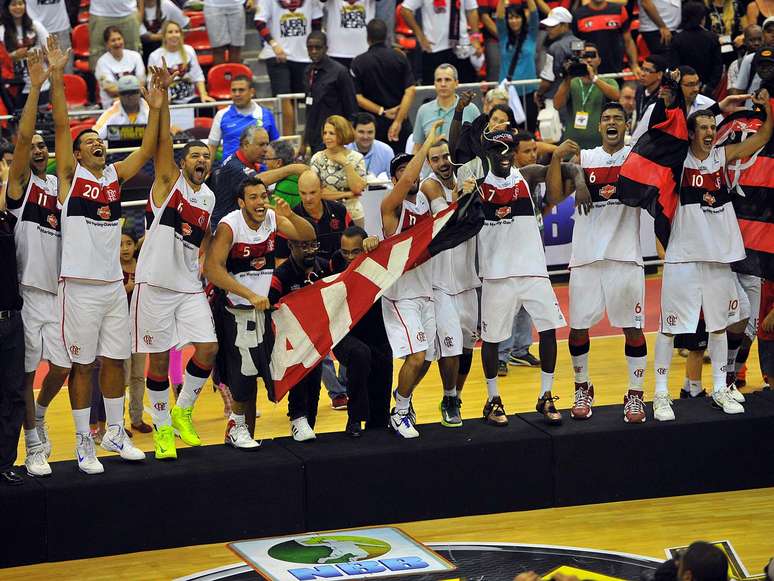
left=573, top=78, right=595, bottom=130
left=306, top=67, right=318, bottom=106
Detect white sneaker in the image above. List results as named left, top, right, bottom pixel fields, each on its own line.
left=36, top=418, right=51, bottom=458
left=291, top=417, right=316, bottom=442
left=390, top=408, right=419, bottom=439
left=226, top=421, right=261, bottom=449
left=727, top=384, right=746, bottom=403
left=76, top=433, right=104, bottom=475
left=25, top=443, right=52, bottom=477
left=101, top=424, right=146, bottom=461
left=713, top=388, right=745, bottom=414
left=653, top=393, right=675, bottom=421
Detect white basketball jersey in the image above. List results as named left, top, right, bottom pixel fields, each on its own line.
left=220, top=208, right=277, bottom=307
left=425, top=176, right=480, bottom=294
left=572, top=145, right=642, bottom=267
left=135, top=172, right=216, bottom=293
left=9, top=173, right=61, bottom=294
left=60, top=163, right=123, bottom=282
left=666, top=147, right=745, bottom=264
left=383, top=192, right=434, bottom=301
left=477, top=167, right=547, bottom=279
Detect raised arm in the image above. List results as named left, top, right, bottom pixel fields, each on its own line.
left=725, top=90, right=773, bottom=162
left=8, top=49, right=48, bottom=202
left=115, top=69, right=164, bottom=183
left=258, top=163, right=308, bottom=186
left=273, top=197, right=315, bottom=241
left=150, top=60, right=179, bottom=207
left=449, top=92, right=473, bottom=159
left=48, top=35, right=75, bottom=203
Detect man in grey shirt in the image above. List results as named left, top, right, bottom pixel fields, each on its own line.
left=731, top=17, right=774, bottom=96
left=535, top=7, right=581, bottom=102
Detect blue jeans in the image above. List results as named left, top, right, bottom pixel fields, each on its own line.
left=498, top=307, right=533, bottom=362
left=322, top=354, right=347, bottom=398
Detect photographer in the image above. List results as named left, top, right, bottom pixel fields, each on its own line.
left=553, top=42, right=620, bottom=149
left=647, top=541, right=728, bottom=581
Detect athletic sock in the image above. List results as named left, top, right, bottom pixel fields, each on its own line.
left=689, top=379, right=703, bottom=397
left=146, top=374, right=171, bottom=427
left=34, top=402, right=48, bottom=423
left=726, top=333, right=743, bottom=380
left=707, top=333, right=728, bottom=394
left=72, top=407, right=91, bottom=436
left=568, top=335, right=590, bottom=383
left=25, top=428, right=42, bottom=449
left=443, top=388, right=457, bottom=397
left=176, top=357, right=212, bottom=409
left=395, top=392, right=412, bottom=413
left=682, top=377, right=691, bottom=392
left=103, top=396, right=125, bottom=429
left=485, top=377, right=499, bottom=400
left=654, top=333, right=674, bottom=395
left=229, top=412, right=246, bottom=426
left=625, top=337, right=647, bottom=391
left=540, top=371, right=554, bottom=397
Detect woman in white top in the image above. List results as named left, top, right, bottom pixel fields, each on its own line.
left=94, top=26, right=146, bottom=109
left=0, top=0, right=48, bottom=108
left=139, top=0, right=189, bottom=65
left=147, top=20, right=212, bottom=129
left=310, top=115, right=367, bottom=227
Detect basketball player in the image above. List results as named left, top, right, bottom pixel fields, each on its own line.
left=380, top=120, right=444, bottom=438
left=130, top=65, right=218, bottom=460
left=51, top=37, right=165, bottom=473
left=205, top=176, right=315, bottom=448
left=652, top=85, right=772, bottom=420
left=471, top=129, right=590, bottom=426
left=5, top=50, right=69, bottom=476
left=546, top=103, right=649, bottom=423
left=420, top=138, right=479, bottom=428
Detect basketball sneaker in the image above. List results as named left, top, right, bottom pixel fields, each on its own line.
left=153, top=425, right=177, bottom=460
left=390, top=408, right=419, bottom=438
left=226, top=420, right=261, bottom=449
left=570, top=382, right=594, bottom=420
left=392, top=389, right=416, bottom=425
left=712, top=388, right=745, bottom=414
left=440, top=395, right=462, bottom=427
left=76, top=433, right=104, bottom=475
left=680, top=388, right=707, bottom=398
left=497, top=361, right=508, bottom=377
left=25, top=443, right=51, bottom=477
left=331, top=394, right=349, bottom=410
left=483, top=396, right=508, bottom=426
left=623, top=389, right=646, bottom=423
left=653, top=392, right=675, bottom=421
left=291, top=416, right=316, bottom=442
left=171, top=405, right=201, bottom=446
left=727, top=383, right=745, bottom=403
left=508, top=352, right=540, bottom=367
left=36, top=418, right=51, bottom=458
left=101, top=424, right=146, bottom=461
left=536, top=392, right=562, bottom=425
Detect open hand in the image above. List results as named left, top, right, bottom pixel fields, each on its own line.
left=45, top=35, right=70, bottom=73
left=27, top=49, right=49, bottom=88
left=426, top=119, right=445, bottom=146
left=268, top=197, right=293, bottom=218
left=388, top=119, right=402, bottom=142
left=456, top=91, right=474, bottom=113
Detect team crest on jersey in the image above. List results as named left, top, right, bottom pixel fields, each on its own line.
left=703, top=192, right=716, bottom=206
left=69, top=344, right=80, bottom=356
left=97, top=205, right=111, bottom=220
left=46, top=213, right=58, bottom=229
left=143, top=334, right=153, bottom=345
left=181, top=222, right=193, bottom=237
left=495, top=206, right=512, bottom=219
left=105, top=186, right=118, bottom=202
left=666, top=314, right=678, bottom=326
left=599, top=184, right=616, bottom=199
left=251, top=257, right=267, bottom=270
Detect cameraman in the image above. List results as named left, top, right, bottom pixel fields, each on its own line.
left=553, top=42, right=620, bottom=149
left=648, top=541, right=728, bottom=581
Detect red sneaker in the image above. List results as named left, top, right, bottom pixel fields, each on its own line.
left=570, top=382, right=594, bottom=420
left=331, top=394, right=348, bottom=410
left=624, top=389, right=646, bottom=423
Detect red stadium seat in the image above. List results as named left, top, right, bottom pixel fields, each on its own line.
left=63, top=74, right=89, bottom=107
left=185, top=10, right=205, bottom=28
left=207, top=63, right=252, bottom=100
left=184, top=29, right=214, bottom=67
left=194, top=116, right=213, bottom=129
left=70, top=123, right=94, bottom=140
left=77, top=10, right=88, bottom=24
left=71, top=24, right=90, bottom=72
left=636, top=33, right=650, bottom=62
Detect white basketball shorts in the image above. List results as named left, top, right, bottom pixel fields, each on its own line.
left=21, top=285, right=71, bottom=373
left=382, top=296, right=437, bottom=361
left=433, top=288, right=479, bottom=358
left=569, top=261, right=645, bottom=330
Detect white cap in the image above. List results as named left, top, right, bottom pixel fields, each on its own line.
left=763, top=15, right=774, bottom=28
left=541, top=7, right=572, bottom=27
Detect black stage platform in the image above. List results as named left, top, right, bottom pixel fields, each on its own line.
left=3, top=391, right=774, bottom=569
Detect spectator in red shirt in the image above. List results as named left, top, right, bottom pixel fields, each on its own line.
left=573, top=0, right=640, bottom=75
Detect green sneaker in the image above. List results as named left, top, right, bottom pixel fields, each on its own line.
left=154, top=425, right=177, bottom=460
left=171, top=405, right=201, bottom=446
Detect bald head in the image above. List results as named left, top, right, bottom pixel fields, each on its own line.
left=299, top=170, right=323, bottom=212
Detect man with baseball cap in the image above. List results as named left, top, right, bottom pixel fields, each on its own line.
left=731, top=18, right=774, bottom=96
left=535, top=7, right=581, bottom=104
left=93, top=75, right=150, bottom=141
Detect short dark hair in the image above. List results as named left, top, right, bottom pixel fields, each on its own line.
left=307, top=30, right=327, bottom=46
left=352, top=112, right=377, bottom=128
left=645, top=54, right=668, bottom=72
left=513, top=131, right=536, bottom=150
left=681, top=1, right=707, bottom=29
left=236, top=176, right=267, bottom=201
left=584, top=41, right=599, bottom=52
left=390, top=153, right=413, bottom=178
left=73, top=129, right=100, bottom=152
left=367, top=18, right=387, bottom=44
left=679, top=65, right=699, bottom=79
left=121, top=229, right=137, bottom=243
left=180, top=140, right=209, bottom=159
left=231, top=74, right=253, bottom=86
left=0, top=138, right=14, bottom=157
left=681, top=542, right=728, bottom=581
left=687, top=109, right=716, bottom=132
left=342, top=225, right=368, bottom=241
left=601, top=101, right=626, bottom=116
left=426, top=138, right=449, bottom=159
left=103, top=26, right=123, bottom=44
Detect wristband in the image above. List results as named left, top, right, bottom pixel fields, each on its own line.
left=379, top=106, right=384, bottom=116
left=470, top=33, right=483, bottom=43
left=591, top=75, right=599, bottom=83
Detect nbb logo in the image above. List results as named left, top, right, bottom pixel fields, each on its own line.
left=288, top=556, right=429, bottom=580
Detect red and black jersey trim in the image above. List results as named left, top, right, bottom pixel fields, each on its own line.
left=157, top=189, right=211, bottom=249
left=66, top=176, right=123, bottom=222
left=18, top=182, right=61, bottom=232
left=226, top=236, right=277, bottom=276
left=583, top=166, right=623, bottom=202
left=574, top=5, right=628, bottom=32
left=619, top=98, right=688, bottom=247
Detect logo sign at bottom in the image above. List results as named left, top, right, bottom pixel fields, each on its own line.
left=227, top=526, right=456, bottom=581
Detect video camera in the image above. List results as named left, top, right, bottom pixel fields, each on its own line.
left=563, top=40, right=592, bottom=78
